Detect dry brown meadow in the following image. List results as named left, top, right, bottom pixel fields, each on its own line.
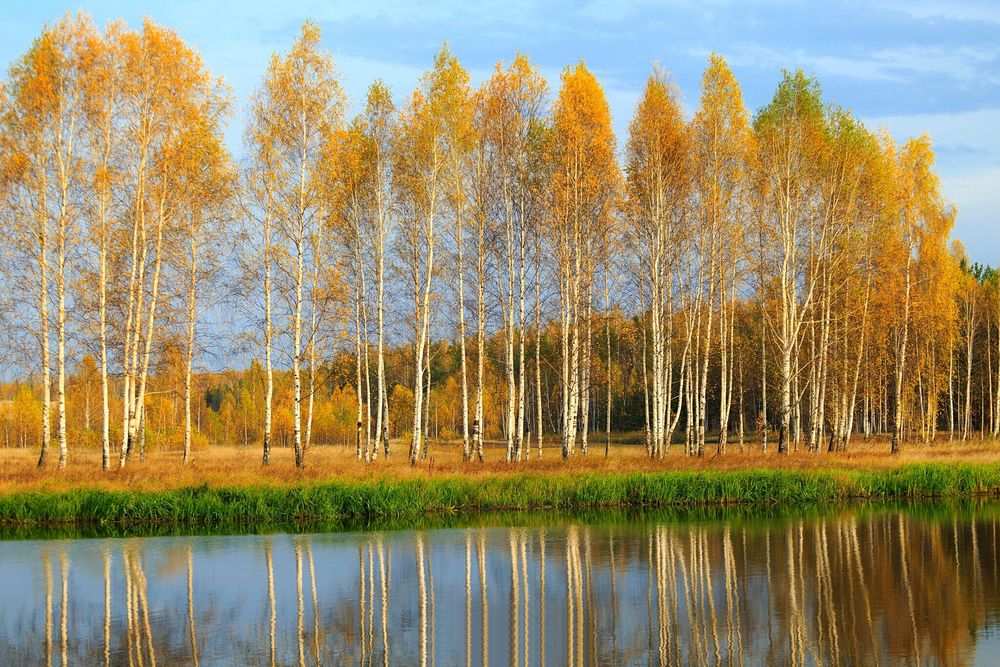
left=3, top=435, right=1000, bottom=496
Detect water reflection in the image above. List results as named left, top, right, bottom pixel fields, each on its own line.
left=4, top=506, right=1000, bottom=664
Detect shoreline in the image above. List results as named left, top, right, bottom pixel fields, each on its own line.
left=3, top=462, right=1000, bottom=532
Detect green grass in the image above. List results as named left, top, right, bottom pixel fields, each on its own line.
left=4, top=463, right=1000, bottom=533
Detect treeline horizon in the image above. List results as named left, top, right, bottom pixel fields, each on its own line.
left=1, top=14, right=997, bottom=470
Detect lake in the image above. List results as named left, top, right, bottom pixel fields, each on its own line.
left=3, top=503, right=1000, bottom=665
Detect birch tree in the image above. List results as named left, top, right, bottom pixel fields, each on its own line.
left=176, top=113, right=234, bottom=464
left=78, top=19, right=122, bottom=470
left=3, top=15, right=92, bottom=468
left=360, top=82, right=395, bottom=461
left=443, top=67, right=474, bottom=463
left=624, top=68, right=689, bottom=458
left=116, top=19, right=230, bottom=468
left=887, top=135, right=945, bottom=453
left=547, top=62, right=619, bottom=458
left=690, top=54, right=750, bottom=456
left=752, top=71, right=826, bottom=454
left=395, top=45, right=469, bottom=464
left=480, top=54, right=547, bottom=462
left=245, top=22, right=343, bottom=468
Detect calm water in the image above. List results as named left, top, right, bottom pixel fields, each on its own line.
left=3, top=505, right=1000, bottom=665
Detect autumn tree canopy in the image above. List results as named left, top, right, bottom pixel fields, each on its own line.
left=1, top=14, right=991, bottom=471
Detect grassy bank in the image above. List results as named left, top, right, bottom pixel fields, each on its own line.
left=3, top=462, right=1000, bottom=531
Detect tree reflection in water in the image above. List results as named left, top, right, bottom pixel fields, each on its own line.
left=5, top=505, right=1000, bottom=664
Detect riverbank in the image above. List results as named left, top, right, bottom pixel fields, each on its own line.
left=3, top=454, right=1000, bottom=530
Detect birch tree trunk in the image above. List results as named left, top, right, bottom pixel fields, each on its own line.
left=475, top=213, right=486, bottom=463
left=697, top=237, right=718, bottom=458
left=371, top=104, right=392, bottom=462
left=355, top=255, right=364, bottom=461
left=962, top=293, right=976, bottom=441
left=516, top=206, right=528, bottom=461
left=604, top=267, right=612, bottom=458
left=640, top=295, right=651, bottom=457
left=534, top=229, right=544, bottom=458
left=262, top=207, right=274, bottom=465
left=292, top=210, right=305, bottom=468
left=183, top=229, right=198, bottom=464
left=455, top=205, right=471, bottom=461
left=994, top=308, right=1000, bottom=438
left=949, top=331, right=955, bottom=440
left=891, top=250, right=912, bottom=454
left=374, top=212, right=387, bottom=460
left=55, top=139, right=72, bottom=470
left=503, top=179, right=517, bottom=462
left=305, top=238, right=320, bottom=455
left=581, top=282, right=593, bottom=456
left=99, top=199, right=110, bottom=470
left=410, top=177, right=437, bottom=465
left=121, top=187, right=168, bottom=468
left=35, top=165, right=52, bottom=469
left=94, top=107, right=114, bottom=471
left=842, top=271, right=872, bottom=450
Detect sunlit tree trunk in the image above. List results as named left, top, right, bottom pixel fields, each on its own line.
left=262, top=206, right=274, bottom=464
left=291, top=137, right=308, bottom=468
left=355, top=249, right=365, bottom=460
left=962, top=284, right=977, bottom=441
left=502, top=175, right=517, bottom=461
left=994, top=307, right=1000, bottom=438
left=475, top=203, right=486, bottom=462
left=534, top=228, right=544, bottom=458
left=86, top=61, right=117, bottom=470
left=36, top=167, right=52, bottom=469
left=892, top=250, right=912, bottom=454
left=516, top=204, right=528, bottom=461
left=842, top=272, right=872, bottom=450
left=374, top=199, right=388, bottom=460
left=54, top=97, right=77, bottom=470
left=604, top=266, right=612, bottom=457
left=183, top=225, right=198, bottom=463
left=409, top=178, right=436, bottom=464
left=455, top=199, right=471, bottom=460
left=305, top=227, right=323, bottom=455
left=122, top=187, right=169, bottom=467
left=640, top=291, right=652, bottom=457
left=362, top=264, right=372, bottom=460
left=581, top=281, right=593, bottom=456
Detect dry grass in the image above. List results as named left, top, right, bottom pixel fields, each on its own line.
left=3, top=435, right=999, bottom=495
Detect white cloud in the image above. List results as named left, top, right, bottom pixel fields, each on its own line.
left=862, top=107, right=1000, bottom=264
left=863, top=108, right=1000, bottom=159
left=700, top=43, right=999, bottom=84
left=880, top=0, right=1000, bottom=25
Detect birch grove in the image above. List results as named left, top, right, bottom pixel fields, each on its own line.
left=4, top=17, right=998, bottom=470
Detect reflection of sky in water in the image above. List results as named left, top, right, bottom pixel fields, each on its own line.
left=3, top=510, right=1000, bottom=664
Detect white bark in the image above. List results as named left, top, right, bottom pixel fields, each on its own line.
left=183, top=224, right=198, bottom=464
left=534, top=227, right=544, bottom=458
left=455, top=201, right=471, bottom=461
left=409, top=148, right=439, bottom=465
left=892, top=248, right=912, bottom=453
left=36, top=170, right=52, bottom=468
left=262, top=205, right=274, bottom=465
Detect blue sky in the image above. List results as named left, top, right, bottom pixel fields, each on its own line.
left=2, top=0, right=997, bottom=264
